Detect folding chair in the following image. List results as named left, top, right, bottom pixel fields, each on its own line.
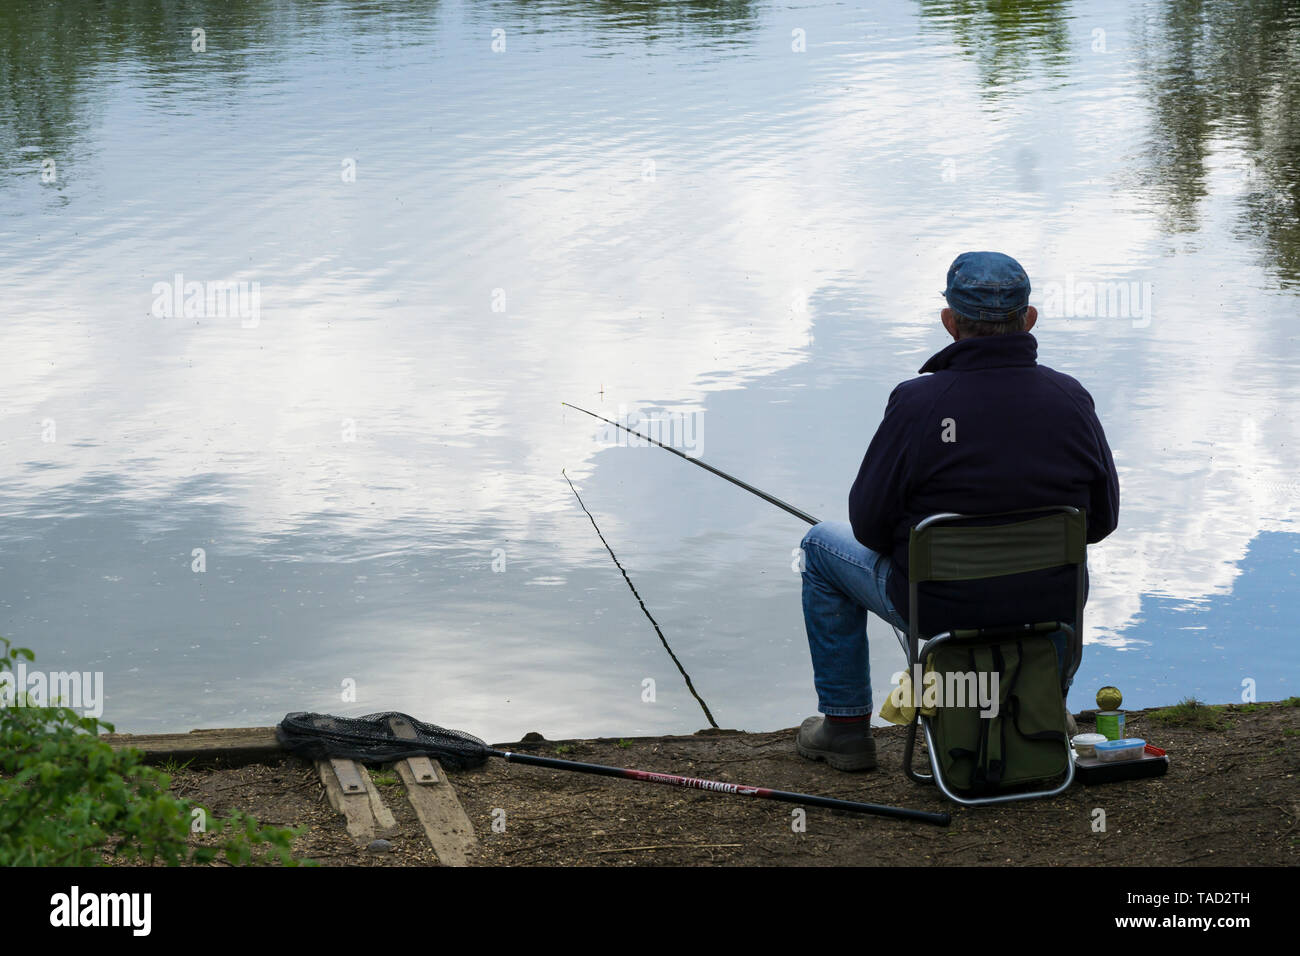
left=892, top=506, right=1087, bottom=806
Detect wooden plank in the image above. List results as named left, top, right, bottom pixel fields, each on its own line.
left=329, top=757, right=365, bottom=794
left=394, top=758, right=478, bottom=866
left=386, top=714, right=477, bottom=864
left=103, top=727, right=281, bottom=767
left=387, top=716, right=439, bottom=785
left=317, top=759, right=383, bottom=845
left=404, top=755, right=440, bottom=785
left=100, top=725, right=746, bottom=771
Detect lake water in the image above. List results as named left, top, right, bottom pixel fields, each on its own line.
left=2, top=0, right=1297, bottom=742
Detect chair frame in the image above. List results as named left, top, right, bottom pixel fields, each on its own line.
left=893, top=506, right=1087, bottom=806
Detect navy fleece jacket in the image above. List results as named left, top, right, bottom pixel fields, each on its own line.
left=849, top=332, right=1119, bottom=635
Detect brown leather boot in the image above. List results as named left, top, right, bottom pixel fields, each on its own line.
left=795, top=715, right=877, bottom=771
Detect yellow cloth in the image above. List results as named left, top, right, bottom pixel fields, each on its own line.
left=878, top=660, right=938, bottom=725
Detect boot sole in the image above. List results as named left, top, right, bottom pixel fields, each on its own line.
left=796, top=739, right=877, bottom=772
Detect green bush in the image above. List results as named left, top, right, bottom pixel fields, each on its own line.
left=0, top=636, right=306, bottom=866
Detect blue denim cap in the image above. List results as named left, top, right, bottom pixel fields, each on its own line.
left=943, top=251, right=1031, bottom=322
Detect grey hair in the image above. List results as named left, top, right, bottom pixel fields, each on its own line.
left=953, top=308, right=1028, bottom=338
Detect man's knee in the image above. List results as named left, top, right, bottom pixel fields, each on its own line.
left=802, top=522, right=860, bottom=584
left=799, top=521, right=835, bottom=567
left=803, top=520, right=843, bottom=549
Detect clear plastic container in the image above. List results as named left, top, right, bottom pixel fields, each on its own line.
left=1071, top=733, right=1107, bottom=758
left=1093, top=738, right=1146, bottom=762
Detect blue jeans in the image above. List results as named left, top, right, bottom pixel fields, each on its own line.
left=800, top=521, right=907, bottom=717
left=800, top=521, right=1071, bottom=716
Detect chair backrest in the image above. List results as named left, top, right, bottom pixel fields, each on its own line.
left=907, top=507, right=1088, bottom=678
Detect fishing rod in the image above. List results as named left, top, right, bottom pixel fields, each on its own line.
left=562, top=402, right=821, bottom=526
left=278, top=712, right=952, bottom=827
left=489, top=748, right=950, bottom=826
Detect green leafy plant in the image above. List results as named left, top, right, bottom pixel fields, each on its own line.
left=159, top=756, right=194, bottom=775
left=0, top=636, right=306, bottom=866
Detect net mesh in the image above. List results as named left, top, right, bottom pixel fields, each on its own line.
left=276, top=711, right=490, bottom=769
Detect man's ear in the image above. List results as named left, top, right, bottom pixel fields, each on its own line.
left=941, top=307, right=960, bottom=341
left=1024, top=305, right=1038, bottom=332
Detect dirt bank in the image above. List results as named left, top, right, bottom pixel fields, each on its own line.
left=154, top=700, right=1297, bottom=866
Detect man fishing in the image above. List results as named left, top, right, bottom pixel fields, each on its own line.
left=795, top=251, right=1121, bottom=771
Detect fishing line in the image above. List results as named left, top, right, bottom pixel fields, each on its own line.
left=562, top=469, right=719, bottom=729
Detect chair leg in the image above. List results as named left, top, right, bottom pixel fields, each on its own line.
left=903, top=713, right=933, bottom=784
